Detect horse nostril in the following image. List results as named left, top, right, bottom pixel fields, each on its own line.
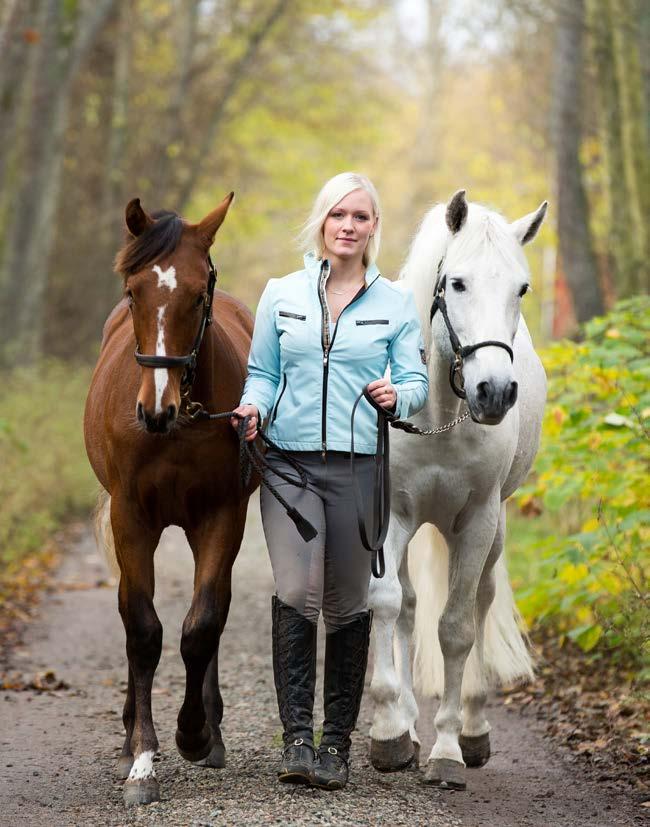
left=167, top=404, right=177, bottom=422
left=506, top=381, right=518, bottom=407
left=136, top=401, right=144, bottom=421
left=476, top=381, right=490, bottom=403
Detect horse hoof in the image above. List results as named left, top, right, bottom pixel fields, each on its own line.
left=191, top=741, right=226, bottom=769
left=370, top=731, right=416, bottom=772
left=408, top=740, right=421, bottom=771
left=459, top=732, right=491, bottom=768
left=423, top=758, right=466, bottom=790
left=123, top=778, right=160, bottom=805
left=175, top=726, right=213, bottom=763
left=116, top=755, right=134, bottom=780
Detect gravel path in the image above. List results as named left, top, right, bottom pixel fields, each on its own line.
left=0, top=494, right=642, bottom=826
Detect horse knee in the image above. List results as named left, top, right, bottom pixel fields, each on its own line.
left=121, top=601, right=162, bottom=669
left=369, top=578, right=402, bottom=623
left=181, top=610, right=219, bottom=665
left=438, top=612, right=474, bottom=662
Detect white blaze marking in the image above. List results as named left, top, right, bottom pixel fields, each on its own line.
left=128, top=750, right=156, bottom=781
left=154, top=305, right=168, bottom=414
left=153, top=264, right=177, bottom=291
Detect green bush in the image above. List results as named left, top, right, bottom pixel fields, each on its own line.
left=0, top=361, right=96, bottom=569
left=514, top=297, right=649, bottom=674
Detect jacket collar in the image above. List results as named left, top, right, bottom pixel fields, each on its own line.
left=303, top=251, right=380, bottom=285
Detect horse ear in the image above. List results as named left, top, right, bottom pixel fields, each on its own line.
left=125, top=198, right=154, bottom=237
left=511, top=201, right=548, bottom=245
left=194, top=192, right=235, bottom=247
left=446, top=189, right=468, bottom=234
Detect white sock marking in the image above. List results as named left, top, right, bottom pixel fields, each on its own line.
left=153, top=264, right=177, bottom=291
left=128, top=750, right=156, bottom=781
left=154, top=305, right=168, bottom=414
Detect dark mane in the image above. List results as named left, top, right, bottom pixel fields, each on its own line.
left=114, top=210, right=184, bottom=277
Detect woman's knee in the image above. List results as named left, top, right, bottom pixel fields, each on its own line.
left=276, top=587, right=320, bottom=624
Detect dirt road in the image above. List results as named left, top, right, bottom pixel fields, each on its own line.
left=0, top=495, right=642, bottom=826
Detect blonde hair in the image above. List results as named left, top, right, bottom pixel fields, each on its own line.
left=299, top=172, right=381, bottom=266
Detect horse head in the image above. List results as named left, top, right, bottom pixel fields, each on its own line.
left=115, top=192, right=234, bottom=434
left=432, top=190, right=547, bottom=425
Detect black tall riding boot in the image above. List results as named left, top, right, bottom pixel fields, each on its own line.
left=312, top=611, right=372, bottom=790
left=271, top=595, right=317, bottom=784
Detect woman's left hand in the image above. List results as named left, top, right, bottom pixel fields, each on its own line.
left=367, top=378, right=397, bottom=410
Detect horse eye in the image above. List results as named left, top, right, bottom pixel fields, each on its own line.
left=451, top=280, right=466, bottom=293
left=519, top=284, right=530, bottom=297
left=195, top=293, right=205, bottom=308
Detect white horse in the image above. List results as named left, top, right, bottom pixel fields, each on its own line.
left=368, top=190, right=548, bottom=791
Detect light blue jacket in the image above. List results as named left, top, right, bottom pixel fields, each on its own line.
left=240, top=253, right=429, bottom=454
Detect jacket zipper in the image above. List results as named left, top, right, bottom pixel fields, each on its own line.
left=271, top=372, right=287, bottom=424
left=318, top=274, right=379, bottom=458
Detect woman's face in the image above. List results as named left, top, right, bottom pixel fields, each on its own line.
left=322, top=189, right=377, bottom=264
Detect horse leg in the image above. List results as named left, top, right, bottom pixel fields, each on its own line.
left=112, top=498, right=163, bottom=805
left=116, top=667, right=135, bottom=779
left=394, top=553, right=420, bottom=767
left=423, top=497, right=500, bottom=791
left=459, top=504, right=505, bottom=769
left=198, top=647, right=226, bottom=768
left=369, top=518, right=417, bottom=771
left=176, top=503, right=245, bottom=766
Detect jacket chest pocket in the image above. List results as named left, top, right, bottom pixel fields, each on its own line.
left=277, top=308, right=310, bottom=355
left=355, top=319, right=389, bottom=326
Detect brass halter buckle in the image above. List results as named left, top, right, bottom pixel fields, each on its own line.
left=180, top=388, right=204, bottom=420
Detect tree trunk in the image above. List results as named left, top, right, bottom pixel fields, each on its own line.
left=0, top=0, right=42, bottom=260
left=149, top=0, right=200, bottom=206
left=610, top=0, right=649, bottom=293
left=176, top=0, right=290, bottom=211
left=552, top=0, right=604, bottom=323
left=0, top=0, right=117, bottom=362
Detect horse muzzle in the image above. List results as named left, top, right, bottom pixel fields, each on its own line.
left=466, top=379, right=518, bottom=425
left=136, top=401, right=178, bottom=434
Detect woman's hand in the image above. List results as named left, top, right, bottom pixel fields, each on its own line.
left=230, top=404, right=260, bottom=442
left=367, top=378, right=397, bottom=411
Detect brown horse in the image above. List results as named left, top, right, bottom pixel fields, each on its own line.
left=84, top=193, right=258, bottom=805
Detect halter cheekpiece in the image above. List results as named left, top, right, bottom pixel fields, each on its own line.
left=134, top=254, right=218, bottom=395
left=429, top=261, right=514, bottom=400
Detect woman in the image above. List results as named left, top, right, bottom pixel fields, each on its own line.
left=230, top=172, right=428, bottom=789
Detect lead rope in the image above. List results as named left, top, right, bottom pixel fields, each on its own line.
left=350, top=387, right=470, bottom=578
left=192, top=409, right=318, bottom=542
left=188, top=392, right=469, bottom=578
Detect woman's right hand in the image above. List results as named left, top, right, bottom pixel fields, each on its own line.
left=230, top=404, right=260, bottom=442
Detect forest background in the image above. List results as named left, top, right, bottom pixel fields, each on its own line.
left=0, top=0, right=648, bottom=758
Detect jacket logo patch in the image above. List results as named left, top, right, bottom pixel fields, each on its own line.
left=356, top=319, right=389, bottom=325
left=279, top=310, right=306, bottom=320
left=419, top=347, right=427, bottom=364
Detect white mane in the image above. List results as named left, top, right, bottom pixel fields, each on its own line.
left=399, top=202, right=530, bottom=350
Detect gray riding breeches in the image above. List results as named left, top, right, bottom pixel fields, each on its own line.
left=260, top=450, right=375, bottom=631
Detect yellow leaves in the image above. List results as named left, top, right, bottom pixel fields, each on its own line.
left=588, top=432, right=602, bottom=450
left=544, top=405, right=568, bottom=436
left=553, top=406, right=567, bottom=426
left=606, top=328, right=622, bottom=339
left=581, top=518, right=600, bottom=533
left=560, top=563, right=589, bottom=585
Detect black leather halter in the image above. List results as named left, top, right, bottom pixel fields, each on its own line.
left=134, top=255, right=217, bottom=392
left=429, top=266, right=514, bottom=400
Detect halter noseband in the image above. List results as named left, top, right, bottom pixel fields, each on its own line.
left=429, top=265, right=514, bottom=400
left=134, top=255, right=217, bottom=393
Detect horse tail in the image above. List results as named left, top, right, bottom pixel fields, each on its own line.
left=411, top=523, right=533, bottom=698
left=93, top=488, right=119, bottom=578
